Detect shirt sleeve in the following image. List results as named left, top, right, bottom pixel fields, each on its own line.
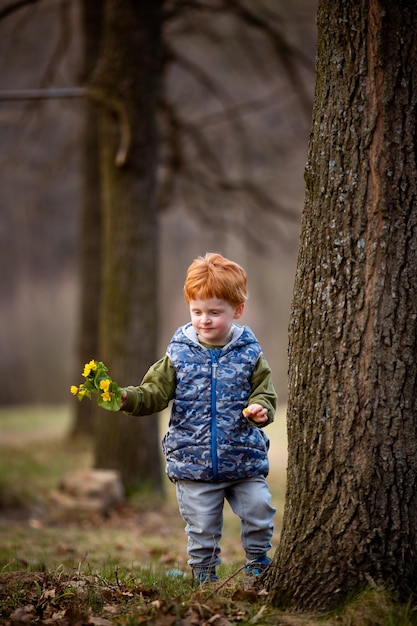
left=247, top=354, right=278, bottom=427
left=122, top=355, right=176, bottom=416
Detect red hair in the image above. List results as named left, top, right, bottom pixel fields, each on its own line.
left=184, top=253, right=248, bottom=306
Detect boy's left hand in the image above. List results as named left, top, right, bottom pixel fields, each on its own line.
left=243, top=403, right=268, bottom=424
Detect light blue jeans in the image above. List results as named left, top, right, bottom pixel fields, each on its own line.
left=175, top=476, right=275, bottom=569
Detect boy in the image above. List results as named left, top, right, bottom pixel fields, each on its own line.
left=120, top=252, right=277, bottom=584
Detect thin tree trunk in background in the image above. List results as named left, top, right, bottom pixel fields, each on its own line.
left=92, top=0, right=164, bottom=493
left=71, top=0, right=103, bottom=437
left=265, top=0, right=417, bottom=611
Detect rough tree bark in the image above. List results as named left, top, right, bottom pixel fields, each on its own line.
left=71, top=0, right=103, bottom=437
left=92, top=0, right=164, bottom=493
left=264, top=0, right=417, bottom=611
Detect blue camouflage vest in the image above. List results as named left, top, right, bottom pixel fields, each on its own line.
left=162, top=323, right=270, bottom=482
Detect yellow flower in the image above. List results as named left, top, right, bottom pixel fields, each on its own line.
left=82, top=359, right=97, bottom=378
left=101, top=391, right=112, bottom=402
left=71, top=359, right=122, bottom=410
left=99, top=379, right=111, bottom=392
left=82, top=365, right=90, bottom=377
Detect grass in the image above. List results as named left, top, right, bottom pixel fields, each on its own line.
left=0, top=406, right=90, bottom=510
left=1, top=406, right=417, bottom=625
left=0, top=404, right=287, bottom=572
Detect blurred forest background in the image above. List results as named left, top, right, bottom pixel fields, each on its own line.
left=0, top=0, right=317, bottom=409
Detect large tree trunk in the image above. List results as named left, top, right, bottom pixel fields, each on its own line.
left=265, top=0, right=417, bottom=611
left=71, top=0, right=103, bottom=438
left=92, top=0, right=164, bottom=493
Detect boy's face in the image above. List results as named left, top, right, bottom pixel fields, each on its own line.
left=189, top=297, right=244, bottom=345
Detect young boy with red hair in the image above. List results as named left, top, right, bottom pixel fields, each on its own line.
left=120, top=253, right=277, bottom=584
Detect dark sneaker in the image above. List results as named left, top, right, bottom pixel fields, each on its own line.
left=194, top=567, right=218, bottom=585
left=244, top=555, right=271, bottom=577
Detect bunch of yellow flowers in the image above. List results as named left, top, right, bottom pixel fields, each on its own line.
left=70, top=359, right=123, bottom=411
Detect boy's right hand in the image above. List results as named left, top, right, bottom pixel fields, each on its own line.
left=120, top=390, right=128, bottom=410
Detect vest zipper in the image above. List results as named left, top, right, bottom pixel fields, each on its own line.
left=210, top=351, right=219, bottom=480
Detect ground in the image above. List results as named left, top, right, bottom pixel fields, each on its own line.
left=0, top=406, right=289, bottom=625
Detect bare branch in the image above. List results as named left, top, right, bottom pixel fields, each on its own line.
left=219, top=179, right=300, bottom=223
left=222, top=0, right=313, bottom=116
left=0, top=87, right=86, bottom=101
left=38, top=0, right=73, bottom=88
left=163, top=0, right=225, bottom=22
left=158, top=100, right=225, bottom=210
left=0, top=0, right=40, bottom=21
left=165, top=46, right=235, bottom=109
left=195, top=88, right=293, bottom=129
left=177, top=166, right=300, bottom=252
left=0, top=87, right=130, bottom=166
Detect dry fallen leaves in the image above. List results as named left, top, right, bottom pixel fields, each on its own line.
left=1, top=570, right=274, bottom=626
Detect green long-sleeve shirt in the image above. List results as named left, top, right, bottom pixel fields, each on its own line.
left=123, top=352, right=277, bottom=427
